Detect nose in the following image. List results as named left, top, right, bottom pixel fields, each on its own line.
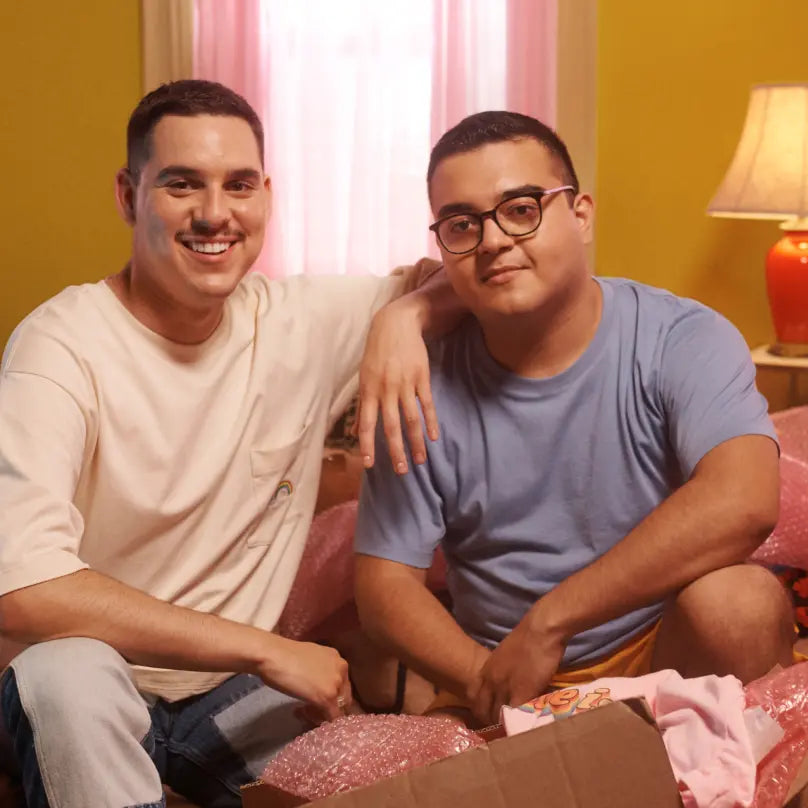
left=477, top=214, right=514, bottom=255
left=193, top=187, right=230, bottom=233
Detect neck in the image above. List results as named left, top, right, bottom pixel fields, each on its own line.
left=105, top=263, right=224, bottom=345
left=480, top=277, right=602, bottom=378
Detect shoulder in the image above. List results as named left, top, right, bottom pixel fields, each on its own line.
left=234, top=271, right=307, bottom=312
left=425, top=318, right=478, bottom=377
left=601, top=276, right=741, bottom=348
left=602, top=276, right=712, bottom=321
left=238, top=271, right=398, bottom=320
left=11, top=282, right=105, bottom=331
left=3, top=283, right=107, bottom=370
left=1, top=283, right=109, bottom=408
left=230, top=273, right=328, bottom=338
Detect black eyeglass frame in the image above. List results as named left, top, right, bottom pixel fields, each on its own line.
left=428, top=184, right=576, bottom=254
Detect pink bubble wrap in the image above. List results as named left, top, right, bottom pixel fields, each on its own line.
left=261, top=713, right=483, bottom=801
left=277, top=501, right=448, bottom=640
left=746, top=662, right=808, bottom=808
left=277, top=501, right=358, bottom=640
left=752, top=407, right=808, bottom=569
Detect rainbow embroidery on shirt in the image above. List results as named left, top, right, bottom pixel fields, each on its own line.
left=271, top=480, right=294, bottom=505
left=516, top=687, right=613, bottom=720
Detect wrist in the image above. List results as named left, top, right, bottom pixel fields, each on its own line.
left=384, top=291, right=430, bottom=331
left=462, top=643, right=490, bottom=700
left=526, top=595, right=573, bottom=646
left=243, top=626, right=286, bottom=678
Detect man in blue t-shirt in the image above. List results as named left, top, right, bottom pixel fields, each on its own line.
left=354, top=110, right=793, bottom=727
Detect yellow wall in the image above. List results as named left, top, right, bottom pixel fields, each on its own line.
left=0, top=2, right=142, bottom=349
left=3, top=3, right=806, bottom=352
left=597, top=1, right=808, bottom=348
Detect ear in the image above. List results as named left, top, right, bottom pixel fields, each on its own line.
left=114, top=167, right=137, bottom=226
left=263, top=174, right=273, bottom=221
left=572, top=192, right=595, bottom=245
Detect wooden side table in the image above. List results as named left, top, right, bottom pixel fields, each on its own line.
left=752, top=345, right=808, bottom=411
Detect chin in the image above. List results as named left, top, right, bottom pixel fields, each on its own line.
left=475, top=287, right=549, bottom=319
left=189, top=270, right=248, bottom=301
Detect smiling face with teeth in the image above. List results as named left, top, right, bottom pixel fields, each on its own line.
left=113, top=113, right=270, bottom=341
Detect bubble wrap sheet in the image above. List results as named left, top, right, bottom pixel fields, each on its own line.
left=277, top=501, right=448, bottom=640
left=746, top=663, right=808, bottom=808
left=752, top=407, right=808, bottom=569
left=261, top=714, right=484, bottom=801
left=276, top=501, right=358, bottom=640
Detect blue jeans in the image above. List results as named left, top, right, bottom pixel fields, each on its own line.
left=1, top=646, right=310, bottom=808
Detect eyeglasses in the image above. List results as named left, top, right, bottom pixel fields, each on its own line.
left=429, top=185, right=576, bottom=254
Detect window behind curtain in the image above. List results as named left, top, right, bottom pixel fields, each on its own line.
left=194, top=0, right=544, bottom=279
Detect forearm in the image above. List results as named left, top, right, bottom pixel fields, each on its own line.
left=534, top=470, right=777, bottom=643
left=387, top=261, right=465, bottom=340
left=356, top=559, right=487, bottom=697
left=0, top=568, right=282, bottom=674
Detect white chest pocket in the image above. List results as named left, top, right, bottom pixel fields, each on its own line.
left=248, top=424, right=311, bottom=547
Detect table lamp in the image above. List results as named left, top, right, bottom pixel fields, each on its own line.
left=707, top=82, right=808, bottom=356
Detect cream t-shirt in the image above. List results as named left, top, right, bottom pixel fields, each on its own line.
left=0, top=271, right=407, bottom=699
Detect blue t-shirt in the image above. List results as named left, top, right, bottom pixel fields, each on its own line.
left=355, top=277, right=777, bottom=666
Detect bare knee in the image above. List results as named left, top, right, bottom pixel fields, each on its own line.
left=656, top=565, right=793, bottom=682
left=674, top=564, right=792, bottom=636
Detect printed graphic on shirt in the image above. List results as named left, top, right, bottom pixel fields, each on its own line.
left=271, top=480, right=294, bottom=505
left=517, top=687, right=614, bottom=720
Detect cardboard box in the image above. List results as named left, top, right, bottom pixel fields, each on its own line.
left=242, top=698, right=684, bottom=808
left=243, top=697, right=808, bottom=808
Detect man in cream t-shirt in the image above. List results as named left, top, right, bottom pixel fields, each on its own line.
left=0, top=80, right=456, bottom=808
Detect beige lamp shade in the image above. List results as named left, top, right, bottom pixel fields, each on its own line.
left=708, top=83, right=808, bottom=223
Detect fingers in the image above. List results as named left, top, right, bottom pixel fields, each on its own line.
left=339, top=677, right=353, bottom=715
left=508, top=679, right=538, bottom=714
left=331, top=657, right=352, bottom=718
left=358, top=380, right=417, bottom=475
left=490, top=692, right=507, bottom=726
left=472, top=679, right=497, bottom=727
left=401, top=387, right=426, bottom=466
left=320, top=659, right=352, bottom=721
left=357, top=386, right=379, bottom=469
left=417, top=374, right=440, bottom=443
left=358, top=363, right=437, bottom=474
left=473, top=655, right=515, bottom=726
left=381, top=388, right=409, bottom=475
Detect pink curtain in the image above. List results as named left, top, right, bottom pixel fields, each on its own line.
left=193, top=0, right=274, bottom=276
left=432, top=0, right=557, bottom=142
left=193, top=0, right=557, bottom=278
left=506, top=0, right=557, bottom=125
left=193, top=0, right=267, bottom=130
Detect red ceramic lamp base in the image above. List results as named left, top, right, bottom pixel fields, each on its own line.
left=766, top=229, right=808, bottom=356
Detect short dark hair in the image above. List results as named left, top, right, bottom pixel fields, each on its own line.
left=126, top=79, right=264, bottom=181
left=427, top=110, right=579, bottom=193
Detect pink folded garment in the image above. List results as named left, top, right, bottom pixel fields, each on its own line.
left=502, top=670, right=764, bottom=808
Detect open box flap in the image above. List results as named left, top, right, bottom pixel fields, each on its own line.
left=242, top=698, right=682, bottom=808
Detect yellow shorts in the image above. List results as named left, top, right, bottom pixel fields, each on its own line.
left=428, top=620, right=808, bottom=716
left=428, top=622, right=661, bottom=715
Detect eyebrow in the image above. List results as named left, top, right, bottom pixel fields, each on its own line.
left=154, top=166, right=262, bottom=184
left=227, top=168, right=263, bottom=183
left=436, top=184, right=547, bottom=218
